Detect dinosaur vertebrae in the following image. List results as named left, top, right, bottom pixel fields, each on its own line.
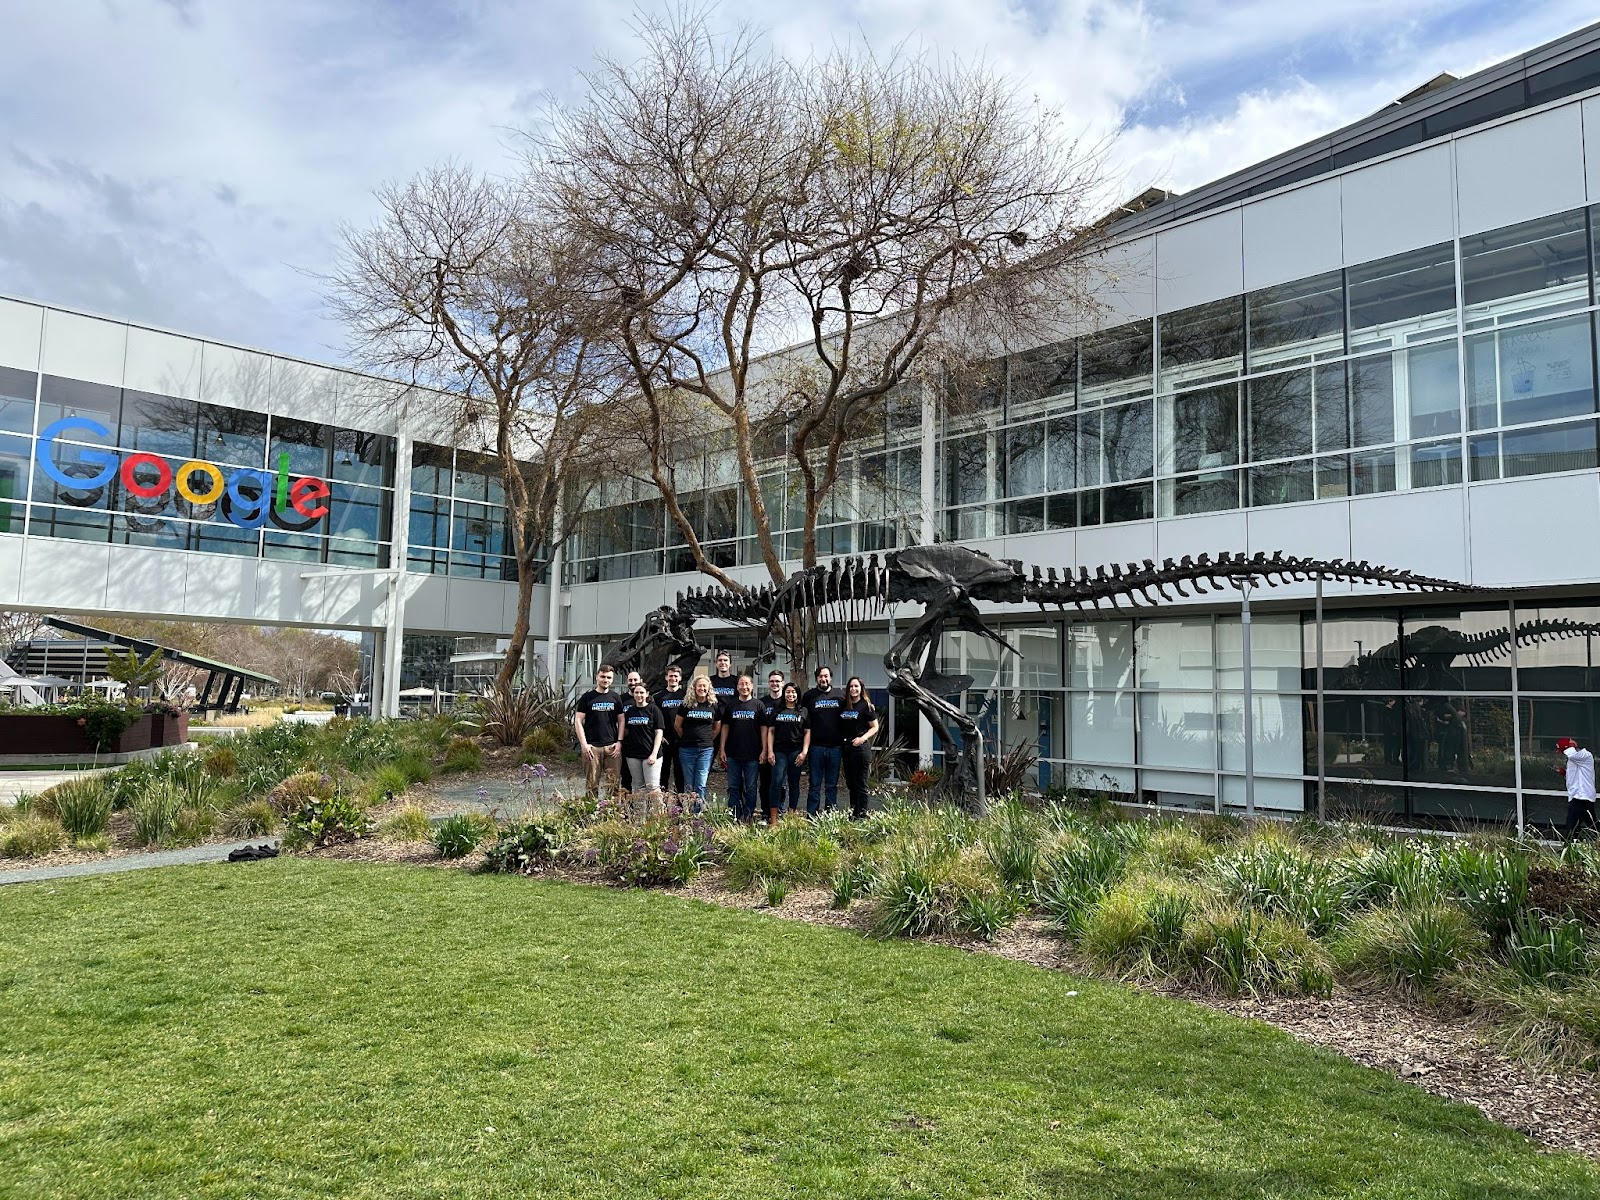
left=674, top=549, right=1470, bottom=623
left=1359, top=618, right=1600, bottom=671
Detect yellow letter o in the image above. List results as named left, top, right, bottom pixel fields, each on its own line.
left=176, top=460, right=225, bottom=504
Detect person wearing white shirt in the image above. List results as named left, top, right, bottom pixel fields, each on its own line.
left=1556, top=736, right=1596, bottom=838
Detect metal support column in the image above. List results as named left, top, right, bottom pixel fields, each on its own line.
left=1316, top=577, right=1326, bottom=822
left=1241, top=582, right=1256, bottom=820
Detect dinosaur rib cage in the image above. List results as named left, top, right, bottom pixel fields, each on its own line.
left=672, top=549, right=1476, bottom=626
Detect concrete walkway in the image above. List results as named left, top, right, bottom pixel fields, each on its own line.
left=0, top=838, right=279, bottom=887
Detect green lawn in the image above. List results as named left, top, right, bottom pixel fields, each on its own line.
left=1, top=863, right=1596, bottom=1200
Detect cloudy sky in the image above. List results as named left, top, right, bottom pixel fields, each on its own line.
left=0, top=1, right=1594, bottom=366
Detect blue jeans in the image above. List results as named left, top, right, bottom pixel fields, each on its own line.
left=807, top=745, right=842, bottom=814
left=678, top=746, right=714, bottom=801
left=771, top=750, right=803, bottom=814
left=727, top=758, right=760, bottom=821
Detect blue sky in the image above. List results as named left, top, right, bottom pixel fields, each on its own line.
left=0, top=1, right=1594, bottom=366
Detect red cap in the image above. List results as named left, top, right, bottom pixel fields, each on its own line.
left=1557, top=737, right=1578, bottom=751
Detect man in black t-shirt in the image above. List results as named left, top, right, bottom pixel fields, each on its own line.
left=573, top=664, right=622, bottom=799
left=757, top=669, right=785, bottom=814
left=802, top=666, right=843, bottom=815
left=708, top=650, right=739, bottom=704
left=720, top=675, right=765, bottom=822
left=655, top=664, right=687, bottom=795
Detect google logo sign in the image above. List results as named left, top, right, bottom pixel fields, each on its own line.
left=35, top=418, right=333, bottom=532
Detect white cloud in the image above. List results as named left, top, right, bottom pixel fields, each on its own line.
left=0, top=0, right=1594, bottom=364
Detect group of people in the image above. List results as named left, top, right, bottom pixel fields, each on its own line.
left=571, top=651, right=882, bottom=822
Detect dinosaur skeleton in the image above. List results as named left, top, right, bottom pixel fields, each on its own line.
left=1340, top=618, right=1600, bottom=693
left=603, top=546, right=1477, bottom=811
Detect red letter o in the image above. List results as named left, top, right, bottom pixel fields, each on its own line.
left=119, top=453, right=173, bottom=499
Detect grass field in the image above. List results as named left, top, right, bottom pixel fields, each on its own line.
left=2, top=862, right=1597, bottom=1199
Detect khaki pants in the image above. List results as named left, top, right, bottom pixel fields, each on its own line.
left=585, top=744, right=620, bottom=798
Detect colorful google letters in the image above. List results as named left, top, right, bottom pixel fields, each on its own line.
left=35, top=418, right=332, bottom=532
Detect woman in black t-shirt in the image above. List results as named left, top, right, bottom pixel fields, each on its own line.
left=620, top=682, right=666, bottom=809
left=763, top=683, right=810, bottom=823
left=838, top=676, right=880, bottom=820
left=675, top=675, right=722, bottom=804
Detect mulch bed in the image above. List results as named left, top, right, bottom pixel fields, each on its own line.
left=299, top=841, right=1600, bottom=1164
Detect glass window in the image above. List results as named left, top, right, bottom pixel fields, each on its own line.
left=1409, top=439, right=1461, bottom=489
left=1104, top=483, right=1154, bottom=523
left=1516, top=603, right=1600, bottom=694
left=0, top=367, right=37, bottom=435
left=1461, top=209, right=1590, bottom=326
left=1500, top=419, right=1598, bottom=478
left=1216, top=614, right=1300, bottom=690
left=1219, top=694, right=1303, bottom=775
left=0, top=433, right=28, bottom=533
left=332, top=429, right=394, bottom=487
left=408, top=493, right=450, bottom=550
left=328, top=483, right=388, bottom=542
left=452, top=501, right=507, bottom=558
left=1004, top=421, right=1044, bottom=497
left=1246, top=269, right=1344, bottom=369
left=1079, top=321, right=1152, bottom=404
left=193, top=521, right=260, bottom=558
left=1005, top=497, right=1046, bottom=535
left=1347, top=242, right=1456, bottom=350
left=1312, top=362, right=1350, bottom=453
left=1351, top=448, right=1397, bottom=495
left=944, top=433, right=991, bottom=507
left=1402, top=606, right=1514, bottom=692
left=120, top=505, right=191, bottom=551
left=1158, top=296, right=1244, bottom=386
left=1008, top=341, right=1075, bottom=417
left=1406, top=698, right=1516, bottom=791
left=1406, top=341, right=1461, bottom=439
left=268, top=418, right=328, bottom=477
left=118, top=391, right=196, bottom=459
left=1314, top=694, right=1407, bottom=781
left=263, top=530, right=322, bottom=562
left=410, top=444, right=454, bottom=496
left=1466, top=315, right=1596, bottom=430
left=1528, top=47, right=1600, bottom=107
left=1069, top=690, right=1135, bottom=765
left=196, top=404, right=266, bottom=468
left=1168, top=470, right=1240, bottom=516
left=1246, top=370, right=1313, bottom=462
left=1349, top=354, right=1397, bottom=447
left=704, top=488, right=737, bottom=542
left=1166, top=382, right=1239, bottom=473
left=1136, top=617, right=1212, bottom=688
left=37, top=376, right=119, bottom=441
left=326, top=537, right=386, bottom=568
left=32, top=451, right=115, bottom=511
left=1315, top=454, right=1351, bottom=499
left=1045, top=415, right=1076, bottom=492
left=453, top=452, right=502, bottom=505
left=1102, top=399, right=1152, bottom=482
left=1521, top=697, right=1600, bottom=791
left=1304, top=610, right=1400, bottom=690
left=1249, top=460, right=1313, bottom=507
left=27, top=504, right=113, bottom=542
left=1139, top=692, right=1216, bottom=770
left=1066, top=621, right=1133, bottom=689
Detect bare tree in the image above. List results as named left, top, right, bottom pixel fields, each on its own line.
left=0, top=610, right=47, bottom=657
left=538, top=12, right=1109, bottom=664
left=328, top=165, right=616, bottom=694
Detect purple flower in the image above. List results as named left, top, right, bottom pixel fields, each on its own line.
left=582, top=848, right=599, bottom=866
left=631, top=839, right=648, bottom=855
left=663, top=840, right=680, bottom=857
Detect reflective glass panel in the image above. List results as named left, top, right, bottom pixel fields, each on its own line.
left=1466, top=315, right=1596, bottom=430
left=37, top=376, right=119, bottom=442
left=1169, top=470, right=1240, bottom=516
left=410, top=443, right=453, bottom=496
left=332, top=429, right=394, bottom=486
left=1104, top=483, right=1154, bottom=523
left=1167, top=382, right=1240, bottom=473
left=0, top=367, right=36, bottom=435
left=268, top=418, right=328, bottom=477
left=1349, top=354, right=1397, bottom=447
left=1008, top=342, right=1075, bottom=418
left=1219, top=693, right=1303, bottom=774
left=196, top=404, right=266, bottom=468
left=1401, top=606, right=1514, bottom=692
left=1102, top=399, right=1152, bottom=482
left=1520, top=697, right=1600, bottom=792
left=1246, top=269, right=1344, bottom=369
left=1347, top=242, right=1456, bottom=350
left=1045, top=415, right=1075, bottom=492
left=1079, top=321, right=1153, bottom=403
left=328, top=483, right=387, bottom=542
left=944, top=433, right=990, bottom=507
left=0, top=433, right=27, bottom=533
left=1250, top=460, right=1315, bottom=506
left=1136, top=617, right=1212, bottom=688
left=1159, top=297, right=1244, bottom=385
left=1515, top=603, right=1600, bottom=694
left=1139, top=691, right=1216, bottom=769
left=1069, top=690, right=1135, bottom=764
left=1406, top=340, right=1460, bottom=438
left=1303, top=610, right=1400, bottom=689
left=1217, top=614, right=1301, bottom=689
left=119, top=391, right=196, bottom=458
left=1005, top=421, right=1045, bottom=497
left=1410, top=438, right=1461, bottom=488
left=1247, top=369, right=1313, bottom=461
left=1461, top=209, right=1590, bottom=326
left=1501, top=419, right=1598, bottom=478
left=1066, top=621, right=1133, bottom=688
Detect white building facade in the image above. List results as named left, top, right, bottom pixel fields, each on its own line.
left=7, top=23, right=1600, bottom=827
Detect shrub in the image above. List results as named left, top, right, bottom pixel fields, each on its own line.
left=521, top=724, right=570, bottom=759
left=131, top=784, right=183, bottom=847
left=39, top=776, right=114, bottom=839
left=763, top=876, right=790, bottom=907
left=1334, top=902, right=1486, bottom=994
left=482, top=817, right=566, bottom=873
left=1037, top=833, right=1126, bottom=939
left=1135, top=822, right=1211, bottom=876
left=1079, top=877, right=1200, bottom=973
left=955, top=888, right=1024, bottom=941
left=724, top=823, right=840, bottom=891
left=171, top=805, right=217, bottom=847
left=1456, top=969, right=1600, bottom=1069
left=433, top=812, right=498, bottom=859
left=982, top=797, right=1044, bottom=898
left=830, top=858, right=874, bottom=908
left=70, top=833, right=111, bottom=854
left=1504, top=910, right=1588, bottom=985
left=1, top=815, right=65, bottom=859
left=1527, top=862, right=1600, bottom=927
left=223, top=798, right=279, bottom=838
left=1442, top=842, right=1530, bottom=942
left=1214, top=844, right=1350, bottom=936
left=67, top=703, right=133, bottom=752
left=394, top=750, right=435, bottom=785
left=584, top=812, right=716, bottom=886
left=441, top=737, right=485, bottom=774
left=266, top=771, right=336, bottom=816
left=984, top=742, right=1037, bottom=798
left=201, top=743, right=238, bottom=778
left=870, top=845, right=997, bottom=939
left=280, top=793, right=373, bottom=851
left=1340, top=840, right=1444, bottom=910
left=365, top=764, right=412, bottom=806
left=1188, top=908, right=1334, bottom=997
left=468, top=679, right=571, bottom=746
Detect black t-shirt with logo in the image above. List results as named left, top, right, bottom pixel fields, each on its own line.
left=655, top=687, right=686, bottom=741
left=839, top=699, right=878, bottom=749
left=769, top=706, right=808, bottom=753
left=722, top=697, right=765, bottom=762
left=677, top=697, right=722, bottom=748
left=621, top=702, right=665, bottom=760
left=803, top=686, right=844, bottom=747
left=575, top=689, right=622, bottom=746
left=709, top=673, right=739, bottom=704
left=760, top=690, right=785, bottom=724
